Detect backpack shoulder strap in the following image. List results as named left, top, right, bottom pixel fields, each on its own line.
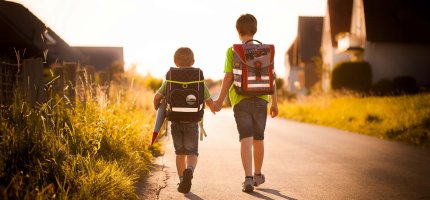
left=165, top=67, right=204, bottom=87
left=232, top=44, right=246, bottom=64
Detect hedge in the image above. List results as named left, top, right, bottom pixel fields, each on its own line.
left=331, top=61, right=372, bottom=91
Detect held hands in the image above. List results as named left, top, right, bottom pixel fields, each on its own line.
left=212, top=98, right=277, bottom=117
left=212, top=99, right=223, bottom=112
left=206, top=98, right=221, bottom=114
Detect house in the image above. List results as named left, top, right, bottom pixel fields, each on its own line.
left=321, top=0, right=430, bottom=91
left=286, top=16, right=323, bottom=93
left=0, top=1, right=83, bottom=64
left=76, top=46, right=124, bottom=72
left=0, top=1, right=123, bottom=72
left=0, top=1, right=125, bottom=104
left=320, top=0, right=354, bottom=92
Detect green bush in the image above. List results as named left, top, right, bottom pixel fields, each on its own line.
left=392, top=76, right=419, bottom=94
left=372, top=79, right=394, bottom=95
left=275, top=77, right=284, bottom=90
left=331, top=61, right=372, bottom=92
left=372, top=76, right=419, bottom=96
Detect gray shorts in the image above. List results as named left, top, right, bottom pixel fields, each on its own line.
left=171, top=122, right=199, bottom=156
left=233, top=97, right=268, bottom=141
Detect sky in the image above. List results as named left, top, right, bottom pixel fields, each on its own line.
left=11, top=0, right=326, bottom=80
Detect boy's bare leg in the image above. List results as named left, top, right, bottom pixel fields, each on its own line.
left=177, top=154, right=196, bottom=194
left=240, top=137, right=254, bottom=176
left=176, top=155, right=186, bottom=177
left=253, top=140, right=264, bottom=174
left=186, top=155, right=198, bottom=170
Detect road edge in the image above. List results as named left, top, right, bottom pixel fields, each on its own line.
left=136, top=155, right=169, bottom=200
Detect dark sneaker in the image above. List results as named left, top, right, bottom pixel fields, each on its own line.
left=242, top=177, right=254, bottom=193
left=254, top=174, right=265, bottom=187
left=177, top=168, right=193, bottom=193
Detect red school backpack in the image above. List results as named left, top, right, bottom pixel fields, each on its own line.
left=232, top=39, right=275, bottom=96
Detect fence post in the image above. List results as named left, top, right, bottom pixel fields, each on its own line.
left=63, top=62, right=78, bottom=106
left=0, top=61, right=19, bottom=106
left=21, top=58, right=46, bottom=107
left=98, top=71, right=111, bottom=98
left=52, top=65, right=65, bottom=98
left=85, top=65, right=96, bottom=100
left=77, top=65, right=97, bottom=105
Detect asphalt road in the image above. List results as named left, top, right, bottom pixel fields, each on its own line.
left=156, top=109, right=430, bottom=200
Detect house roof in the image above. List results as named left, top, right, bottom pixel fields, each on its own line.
left=0, top=1, right=83, bottom=63
left=287, top=16, right=324, bottom=66
left=75, top=47, right=124, bottom=71
left=298, top=17, right=324, bottom=61
left=363, top=0, right=430, bottom=44
left=327, top=0, right=353, bottom=47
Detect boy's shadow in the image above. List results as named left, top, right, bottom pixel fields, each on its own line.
left=249, top=188, right=297, bottom=200
left=184, top=192, right=204, bottom=200
left=183, top=189, right=295, bottom=200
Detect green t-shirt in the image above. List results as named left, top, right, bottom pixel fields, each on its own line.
left=157, top=81, right=211, bottom=100
left=224, top=47, right=269, bottom=107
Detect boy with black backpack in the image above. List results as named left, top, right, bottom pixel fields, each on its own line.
left=213, top=13, right=278, bottom=193
left=153, top=47, right=214, bottom=194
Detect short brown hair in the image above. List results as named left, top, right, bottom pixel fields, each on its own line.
left=174, top=47, right=194, bottom=67
left=236, top=14, right=257, bottom=36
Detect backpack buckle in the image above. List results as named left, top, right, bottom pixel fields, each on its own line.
left=254, top=66, right=262, bottom=80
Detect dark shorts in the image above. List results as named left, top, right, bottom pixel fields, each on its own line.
left=171, top=122, right=199, bottom=156
left=233, top=97, right=268, bottom=141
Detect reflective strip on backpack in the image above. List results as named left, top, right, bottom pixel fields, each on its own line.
left=172, top=103, right=204, bottom=113
left=233, top=69, right=242, bottom=75
left=248, top=83, right=271, bottom=88
left=248, top=76, right=270, bottom=81
left=172, top=107, right=199, bottom=112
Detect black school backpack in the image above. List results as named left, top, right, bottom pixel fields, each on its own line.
left=165, top=67, right=205, bottom=122
left=232, top=39, right=275, bottom=95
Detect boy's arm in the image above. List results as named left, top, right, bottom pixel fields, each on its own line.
left=153, top=93, right=163, bottom=110
left=202, top=84, right=215, bottom=114
left=270, top=81, right=279, bottom=118
left=153, top=81, right=167, bottom=110
left=205, top=98, right=215, bottom=114
left=214, top=72, right=233, bottom=111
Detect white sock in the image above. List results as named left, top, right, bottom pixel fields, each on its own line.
left=187, top=166, right=195, bottom=172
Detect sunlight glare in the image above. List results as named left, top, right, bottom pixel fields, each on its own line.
left=11, top=0, right=326, bottom=79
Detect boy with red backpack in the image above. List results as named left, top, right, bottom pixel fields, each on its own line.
left=213, top=13, right=278, bottom=193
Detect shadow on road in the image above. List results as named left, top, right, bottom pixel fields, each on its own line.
left=184, top=192, right=204, bottom=200
left=248, top=191, right=275, bottom=200
left=253, top=188, right=297, bottom=200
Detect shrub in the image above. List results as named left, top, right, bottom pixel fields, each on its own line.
left=331, top=61, right=372, bottom=92
left=372, top=79, right=394, bottom=96
left=372, top=76, right=419, bottom=96
left=275, top=77, right=284, bottom=90
left=392, top=76, right=418, bottom=94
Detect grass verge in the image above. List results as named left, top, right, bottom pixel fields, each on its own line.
left=0, top=86, right=162, bottom=199
left=278, top=93, right=430, bottom=147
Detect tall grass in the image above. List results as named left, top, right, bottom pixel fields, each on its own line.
left=0, top=72, right=161, bottom=199
left=278, top=93, right=430, bottom=146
